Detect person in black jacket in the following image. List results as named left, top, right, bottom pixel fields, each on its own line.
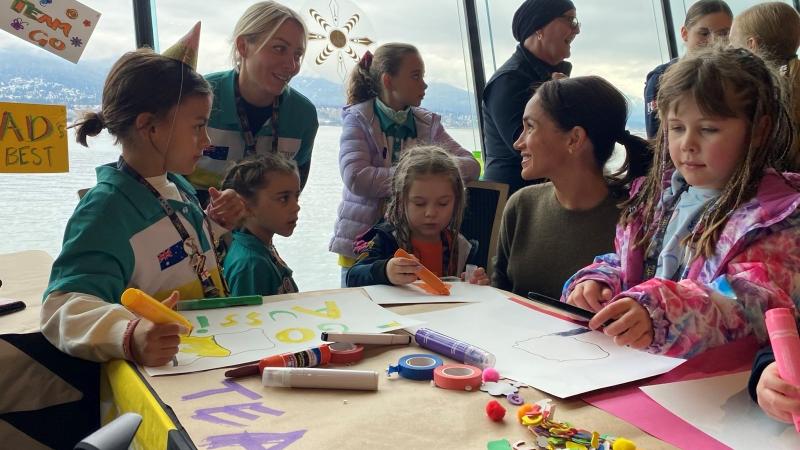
left=749, top=346, right=800, bottom=424
left=643, top=0, right=732, bottom=139
left=482, top=0, right=579, bottom=196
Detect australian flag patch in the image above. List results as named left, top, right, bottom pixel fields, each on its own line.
left=157, top=240, right=188, bottom=270
left=203, top=146, right=229, bottom=160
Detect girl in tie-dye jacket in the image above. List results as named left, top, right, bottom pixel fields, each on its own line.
left=562, top=46, right=800, bottom=358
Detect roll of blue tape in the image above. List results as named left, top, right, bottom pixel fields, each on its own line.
left=386, top=353, right=443, bottom=380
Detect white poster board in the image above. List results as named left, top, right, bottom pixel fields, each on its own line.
left=146, top=290, right=422, bottom=376
left=1, top=0, right=101, bottom=63
left=408, top=299, right=684, bottom=398
left=641, top=372, right=800, bottom=450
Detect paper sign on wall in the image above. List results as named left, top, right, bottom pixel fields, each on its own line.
left=1, top=0, right=101, bottom=63
left=0, top=102, right=68, bottom=173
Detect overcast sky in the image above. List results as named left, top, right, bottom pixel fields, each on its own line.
left=1, top=0, right=793, bottom=103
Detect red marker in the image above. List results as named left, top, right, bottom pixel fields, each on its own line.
left=225, top=345, right=331, bottom=378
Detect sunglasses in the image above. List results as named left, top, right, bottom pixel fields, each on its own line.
left=560, top=15, right=580, bottom=30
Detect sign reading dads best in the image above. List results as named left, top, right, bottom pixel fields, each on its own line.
left=1, top=0, right=101, bottom=63
left=0, top=102, right=68, bottom=173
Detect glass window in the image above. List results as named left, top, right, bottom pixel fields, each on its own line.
left=155, top=0, right=481, bottom=290
left=0, top=0, right=135, bottom=257
left=668, top=0, right=796, bottom=58
left=478, top=0, right=670, bottom=135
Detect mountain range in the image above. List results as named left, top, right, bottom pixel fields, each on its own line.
left=0, top=48, right=645, bottom=131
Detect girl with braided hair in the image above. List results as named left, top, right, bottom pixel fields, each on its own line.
left=565, top=46, right=800, bottom=358
left=221, top=153, right=300, bottom=296
left=346, top=146, right=488, bottom=288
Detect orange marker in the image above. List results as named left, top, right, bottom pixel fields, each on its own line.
left=393, top=248, right=450, bottom=295
left=121, top=288, right=193, bottom=333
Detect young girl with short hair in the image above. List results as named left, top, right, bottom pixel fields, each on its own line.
left=41, top=26, right=244, bottom=367
left=347, top=146, right=488, bottom=287
left=221, top=153, right=300, bottom=296
left=566, top=46, right=799, bottom=358
left=330, top=43, right=480, bottom=286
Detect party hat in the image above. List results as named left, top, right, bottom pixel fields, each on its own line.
left=162, top=21, right=200, bottom=70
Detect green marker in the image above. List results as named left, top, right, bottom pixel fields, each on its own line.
left=176, top=295, right=263, bottom=311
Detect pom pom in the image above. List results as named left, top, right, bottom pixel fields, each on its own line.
left=482, top=367, right=500, bottom=382
left=485, top=400, right=506, bottom=421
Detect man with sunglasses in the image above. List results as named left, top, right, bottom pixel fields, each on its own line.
left=482, top=0, right=580, bottom=196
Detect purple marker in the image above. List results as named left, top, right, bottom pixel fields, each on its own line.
left=414, top=328, right=496, bottom=369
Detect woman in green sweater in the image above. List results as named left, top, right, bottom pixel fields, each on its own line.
left=492, top=76, right=650, bottom=298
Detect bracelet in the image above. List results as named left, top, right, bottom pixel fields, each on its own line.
left=123, top=318, right=141, bottom=361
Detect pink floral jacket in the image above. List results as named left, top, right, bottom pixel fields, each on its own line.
left=562, top=169, right=800, bottom=357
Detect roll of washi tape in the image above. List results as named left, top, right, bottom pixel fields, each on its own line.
left=329, top=342, right=364, bottom=364
left=386, top=354, right=443, bottom=380
left=433, top=364, right=483, bottom=391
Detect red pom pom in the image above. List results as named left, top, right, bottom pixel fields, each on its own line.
left=485, top=400, right=506, bottom=421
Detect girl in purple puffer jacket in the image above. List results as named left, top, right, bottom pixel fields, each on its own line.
left=329, top=43, right=480, bottom=286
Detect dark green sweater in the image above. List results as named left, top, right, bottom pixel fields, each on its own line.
left=492, top=183, right=621, bottom=299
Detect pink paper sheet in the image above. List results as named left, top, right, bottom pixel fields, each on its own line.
left=581, top=336, right=761, bottom=450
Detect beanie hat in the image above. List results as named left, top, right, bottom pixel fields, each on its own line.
left=512, top=0, right=575, bottom=42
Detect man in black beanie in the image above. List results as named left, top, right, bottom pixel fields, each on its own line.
left=482, top=0, right=579, bottom=196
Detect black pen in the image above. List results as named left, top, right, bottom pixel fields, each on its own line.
left=526, top=291, right=613, bottom=328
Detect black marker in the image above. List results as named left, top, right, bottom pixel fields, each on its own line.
left=0, top=299, right=26, bottom=316
left=526, top=291, right=613, bottom=328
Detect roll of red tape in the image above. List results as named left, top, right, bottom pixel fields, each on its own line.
left=433, top=364, right=482, bottom=391
left=329, top=342, right=364, bottom=364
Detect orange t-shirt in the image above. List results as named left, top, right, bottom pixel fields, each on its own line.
left=411, top=239, right=443, bottom=277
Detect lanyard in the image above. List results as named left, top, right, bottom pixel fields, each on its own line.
left=117, top=157, right=228, bottom=298
left=233, top=72, right=281, bottom=157
left=266, top=243, right=298, bottom=294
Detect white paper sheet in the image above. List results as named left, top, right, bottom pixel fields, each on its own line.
left=363, top=282, right=511, bottom=305
left=146, top=290, right=422, bottom=376
left=640, top=371, right=800, bottom=450
left=407, top=299, right=684, bottom=398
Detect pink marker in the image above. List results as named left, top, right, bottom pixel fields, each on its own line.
left=766, top=307, right=800, bottom=432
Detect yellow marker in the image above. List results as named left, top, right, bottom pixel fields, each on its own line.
left=121, top=288, right=193, bottom=333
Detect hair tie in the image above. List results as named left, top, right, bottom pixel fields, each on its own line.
left=617, top=129, right=632, bottom=142
left=359, top=50, right=373, bottom=70
left=95, top=111, right=106, bottom=126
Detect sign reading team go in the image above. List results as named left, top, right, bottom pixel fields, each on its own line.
left=1, top=0, right=101, bottom=63
left=0, top=102, right=68, bottom=173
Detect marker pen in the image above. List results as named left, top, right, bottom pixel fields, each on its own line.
left=224, top=345, right=331, bottom=378
left=120, top=288, right=193, bottom=333
left=394, top=248, right=450, bottom=295
left=414, top=328, right=496, bottom=369
left=527, top=291, right=613, bottom=328
left=321, top=332, right=411, bottom=345
left=766, top=308, right=800, bottom=432
left=176, top=295, right=263, bottom=311
left=262, top=367, right=379, bottom=391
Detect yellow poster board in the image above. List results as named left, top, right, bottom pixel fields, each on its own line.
left=0, top=102, right=68, bottom=173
